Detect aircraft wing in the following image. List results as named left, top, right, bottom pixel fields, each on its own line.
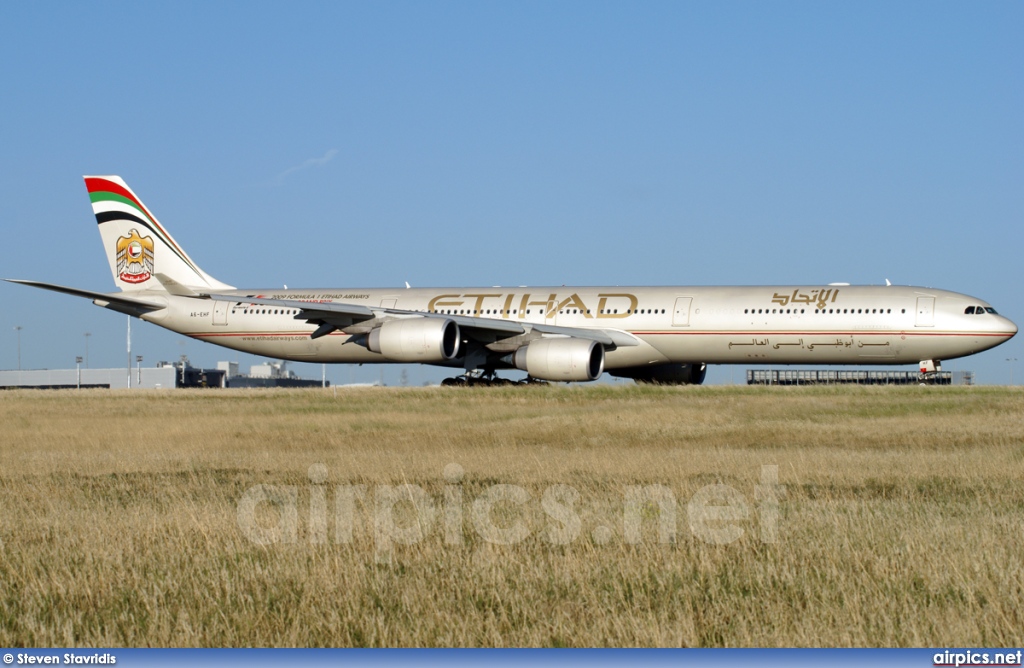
left=205, top=294, right=637, bottom=348
left=531, top=323, right=640, bottom=348
left=5, top=279, right=167, bottom=316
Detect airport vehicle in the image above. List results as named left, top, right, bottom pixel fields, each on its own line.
left=7, top=176, right=1017, bottom=385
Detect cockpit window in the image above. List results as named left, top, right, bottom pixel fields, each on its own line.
left=965, top=306, right=975, bottom=314
left=985, top=307, right=998, bottom=314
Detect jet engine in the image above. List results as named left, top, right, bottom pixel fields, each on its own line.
left=513, top=338, right=604, bottom=382
left=610, top=362, right=707, bottom=385
left=367, top=318, right=461, bottom=362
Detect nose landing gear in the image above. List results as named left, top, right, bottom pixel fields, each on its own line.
left=919, top=359, right=942, bottom=384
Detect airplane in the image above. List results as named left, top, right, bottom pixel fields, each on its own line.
left=6, top=176, right=1017, bottom=385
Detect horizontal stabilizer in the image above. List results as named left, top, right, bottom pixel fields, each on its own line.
left=153, top=273, right=202, bottom=297
left=5, top=279, right=167, bottom=314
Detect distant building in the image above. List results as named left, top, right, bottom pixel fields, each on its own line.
left=221, top=361, right=327, bottom=388
left=1, top=358, right=221, bottom=389
left=0, top=358, right=328, bottom=390
left=0, top=367, right=168, bottom=389
left=217, top=361, right=239, bottom=378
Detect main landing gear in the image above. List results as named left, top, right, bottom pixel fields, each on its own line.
left=440, top=369, right=545, bottom=387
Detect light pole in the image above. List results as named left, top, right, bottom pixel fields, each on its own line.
left=136, top=355, right=143, bottom=386
left=76, top=356, right=83, bottom=389
left=14, top=326, right=22, bottom=370
left=84, top=332, right=91, bottom=368
left=1007, top=358, right=1018, bottom=386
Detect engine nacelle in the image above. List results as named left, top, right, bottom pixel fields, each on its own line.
left=610, top=362, right=707, bottom=385
left=513, top=338, right=604, bottom=382
left=367, top=318, right=461, bottom=362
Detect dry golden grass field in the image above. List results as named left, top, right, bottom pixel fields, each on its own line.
left=0, top=384, right=1022, bottom=647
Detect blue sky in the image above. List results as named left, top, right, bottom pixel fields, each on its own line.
left=1, top=2, right=1021, bottom=385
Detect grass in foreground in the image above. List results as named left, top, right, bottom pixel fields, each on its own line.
left=0, top=385, right=1022, bottom=646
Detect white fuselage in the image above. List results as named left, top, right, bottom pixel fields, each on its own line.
left=132, top=284, right=1016, bottom=369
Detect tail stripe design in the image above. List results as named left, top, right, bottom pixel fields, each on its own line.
left=84, top=177, right=205, bottom=282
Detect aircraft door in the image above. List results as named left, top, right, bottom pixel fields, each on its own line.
left=915, top=296, right=935, bottom=327
left=212, top=301, right=229, bottom=326
left=672, top=297, right=693, bottom=327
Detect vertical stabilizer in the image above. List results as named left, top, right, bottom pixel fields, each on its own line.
left=85, top=175, right=233, bottom=292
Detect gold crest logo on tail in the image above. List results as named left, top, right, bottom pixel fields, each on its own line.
left=116, top=229, right=155, bottom=284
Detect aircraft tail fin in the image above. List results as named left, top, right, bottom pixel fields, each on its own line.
left=84, top=175, right=234, bottom=292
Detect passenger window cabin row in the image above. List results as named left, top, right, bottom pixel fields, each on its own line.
left=744, top=308, right=903, bottom=315
left=232, top=304, right=999, bottom=318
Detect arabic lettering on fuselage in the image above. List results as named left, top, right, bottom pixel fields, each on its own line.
left=771, top=288, right=840, bottom=310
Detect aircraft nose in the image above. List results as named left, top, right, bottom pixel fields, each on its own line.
left=1000, top=316, right=1018, bottom=338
